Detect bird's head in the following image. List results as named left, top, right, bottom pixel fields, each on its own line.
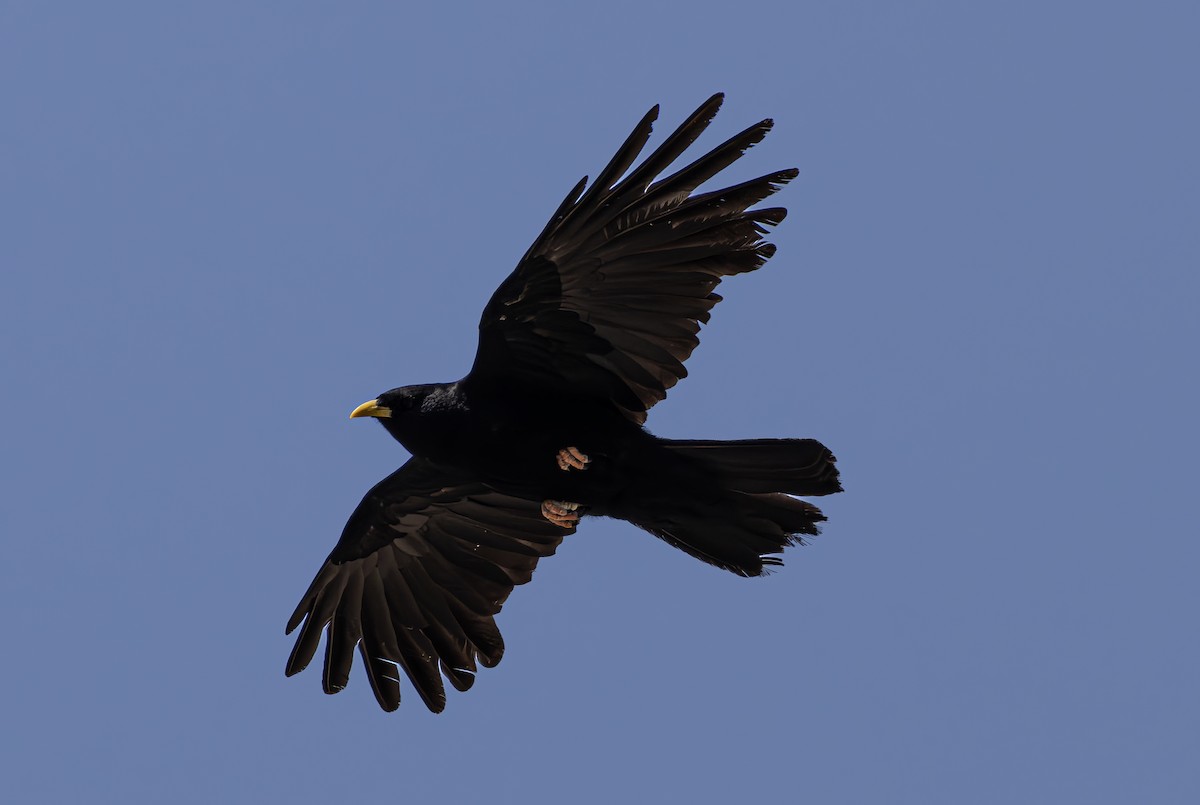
left=348, top=384, right=455, bottom=448
left=350, top=386, right=426, bottom=421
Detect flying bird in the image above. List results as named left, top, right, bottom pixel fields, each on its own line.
left=286, top=93, right=843, bottom=713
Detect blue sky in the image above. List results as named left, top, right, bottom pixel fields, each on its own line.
left=3, top=3, right=1197, bottom=803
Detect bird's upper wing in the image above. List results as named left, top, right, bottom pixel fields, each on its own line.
left=469, top=93, right=797, bottom=423
left=285, top=458, right=569, bottom=713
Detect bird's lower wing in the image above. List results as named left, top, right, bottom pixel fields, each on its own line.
left=285, top=458, right=570, bottom=713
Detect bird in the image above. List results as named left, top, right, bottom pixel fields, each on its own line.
left=285, top=93, right=843, bottom=713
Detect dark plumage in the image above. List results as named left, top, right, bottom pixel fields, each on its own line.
left=286, top=94, right=842, bottom=713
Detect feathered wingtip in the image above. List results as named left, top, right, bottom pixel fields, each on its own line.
left=525, top=93, right=739, bottom=258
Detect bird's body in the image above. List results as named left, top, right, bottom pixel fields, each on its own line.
left=287, top=94, right=843, bottom=713
left=377, top=376, right=838, bottom=572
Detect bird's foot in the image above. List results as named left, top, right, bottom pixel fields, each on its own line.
left=555, top=446, right=590, bottom=471
left=541, top=499, right=582, bottom=528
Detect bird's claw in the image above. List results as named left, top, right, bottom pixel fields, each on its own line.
left=541, top=499, right=582, bottom=528
left=555, top=446, right=590, bottom=471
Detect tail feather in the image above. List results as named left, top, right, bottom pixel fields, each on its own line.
left=742, top=491, right=826, bottom=538
left=663, top=438, right=842, bottom=495
left=639, top=523, right=768, bottom=577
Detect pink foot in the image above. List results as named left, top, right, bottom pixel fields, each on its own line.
left=556, top=446, right=590, bottom=471
left=541, top=499, right=581, bottom=528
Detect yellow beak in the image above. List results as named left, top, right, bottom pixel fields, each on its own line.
left=349, top=399, right=392, bottom=419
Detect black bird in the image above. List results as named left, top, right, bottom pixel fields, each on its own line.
left=286, top=94, right=842, bottom=713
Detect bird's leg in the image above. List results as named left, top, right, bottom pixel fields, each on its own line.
left=555, top=446, right=590, bottom=471
left=541, top=499, right=582, bottom=528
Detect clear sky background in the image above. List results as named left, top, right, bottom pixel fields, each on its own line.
left=3, top=3, right=1197, bottom=803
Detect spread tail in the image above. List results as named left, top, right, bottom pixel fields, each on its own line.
left=625, top=438, right=841, bottom=577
